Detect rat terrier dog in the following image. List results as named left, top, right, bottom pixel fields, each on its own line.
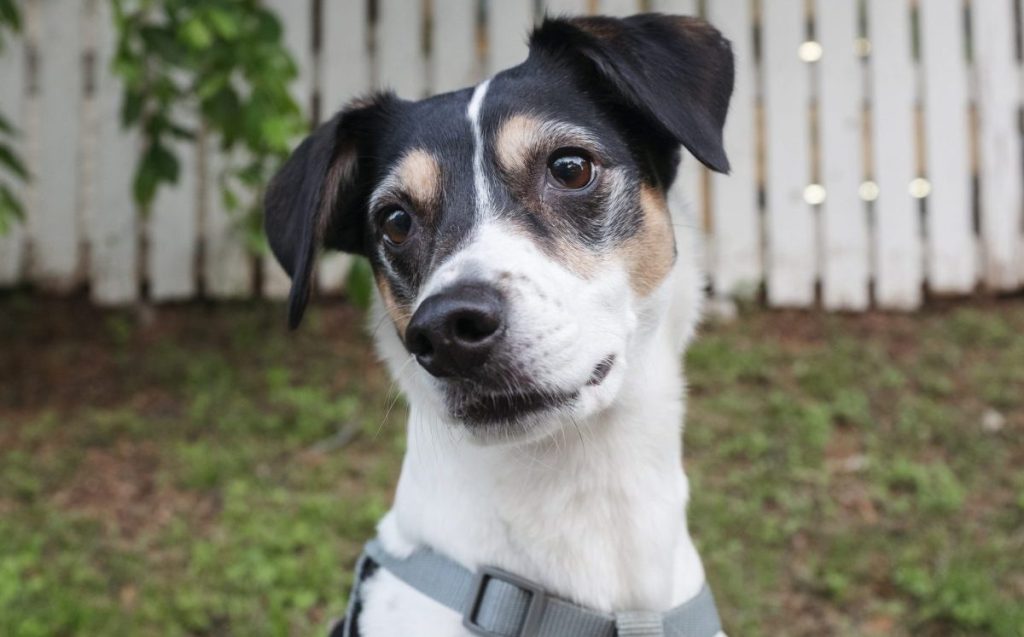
left=265, top=13, right=734, bottom=637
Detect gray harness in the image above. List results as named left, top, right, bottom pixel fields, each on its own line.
left=334, top=539, right=723, bottom=637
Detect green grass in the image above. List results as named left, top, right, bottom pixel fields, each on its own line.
left=1, top=296, right=1022, bottom=636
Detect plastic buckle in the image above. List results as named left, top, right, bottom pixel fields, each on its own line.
left=463, top=566, right=547, bottom=637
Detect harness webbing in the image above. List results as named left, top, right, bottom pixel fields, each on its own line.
left=334, top=539, right=722, bottom=637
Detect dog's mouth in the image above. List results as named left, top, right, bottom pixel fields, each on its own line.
left=452, top=388, right=579, bottom=425
left=448, top=355, right=616, bottom=425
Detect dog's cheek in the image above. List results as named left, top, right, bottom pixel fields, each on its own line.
left=614, top=185, right=676, bottom=297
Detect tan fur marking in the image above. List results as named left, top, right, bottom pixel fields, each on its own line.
left=317, top=141, right=357, bottom=238
left=396, top=149, right=440, bottom=214
left=496, top=115, right=545, bottom=174
left=619, top=186, right=676, bottom=297
left=555, top=238, right=601, bottom=279
left=376, top=275, right=412, bottom=336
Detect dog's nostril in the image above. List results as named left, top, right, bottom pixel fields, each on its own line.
left=452, top=311, right=499, bottom=343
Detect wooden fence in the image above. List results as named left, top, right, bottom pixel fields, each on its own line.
left=1, top=0, right=1023, bottom=310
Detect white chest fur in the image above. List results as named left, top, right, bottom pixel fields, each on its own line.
left=356, top=264, right=713, bottom=636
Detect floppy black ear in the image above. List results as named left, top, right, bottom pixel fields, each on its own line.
left=264, top=94, right=395, bottom=329
left=530, top=13, right=734, bottom=173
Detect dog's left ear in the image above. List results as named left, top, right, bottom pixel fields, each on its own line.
left=264, top=94, right=397, bottom=329
left=529, top=13, right=734, bottom=173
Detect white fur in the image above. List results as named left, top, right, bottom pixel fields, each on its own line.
left=467, top=80, right=494, bottom=218
left=355, top=84, right=717, bottom=635
left=360, top=227, right=711, bottom=634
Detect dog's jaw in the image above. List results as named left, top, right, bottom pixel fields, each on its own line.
left=359, top=209, right=710, bottom=635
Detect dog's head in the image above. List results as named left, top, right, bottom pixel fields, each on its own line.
left=265, top=14, right=733, bottom=441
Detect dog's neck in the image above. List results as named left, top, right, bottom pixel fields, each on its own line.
left=377, top=293, right=706, bottom=614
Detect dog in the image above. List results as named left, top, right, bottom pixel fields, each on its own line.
left=265, top=12, right=734, bottom=636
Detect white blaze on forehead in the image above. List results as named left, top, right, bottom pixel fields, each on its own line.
left=467, top=79, right=493, bottom=218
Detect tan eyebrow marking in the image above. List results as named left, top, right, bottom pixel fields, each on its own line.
left=495, top=115, right=604, bottom=174
left=369, top=148, right=441, bottom=218
left=397, top=149, right=440, bottom=208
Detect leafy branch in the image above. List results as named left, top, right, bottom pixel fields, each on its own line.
left=112, top=0, right=307, bottom=242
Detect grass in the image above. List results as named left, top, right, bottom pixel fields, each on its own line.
left=0, top=294, right=1022, bottom=636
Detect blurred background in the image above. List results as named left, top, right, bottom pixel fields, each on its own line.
left=0, top=1, right=1022, bottom=636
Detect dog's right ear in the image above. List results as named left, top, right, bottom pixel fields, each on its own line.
left=264, top=93, right=397, bottom=329
left=529, top=14, right=734, bottom=174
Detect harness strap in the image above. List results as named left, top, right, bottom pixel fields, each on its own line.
left=357, top=539, right=722, bottom=637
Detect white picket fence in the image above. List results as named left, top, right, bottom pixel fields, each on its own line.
left=1, top=0, right=1023, bottom=310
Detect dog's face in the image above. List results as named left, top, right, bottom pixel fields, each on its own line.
left=265, top=14, right=733, bottom=441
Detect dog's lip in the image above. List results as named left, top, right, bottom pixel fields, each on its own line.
left=447, top=355, right=614, bottom=424
left=453, top=388, right=578, bottom=424
left=587, top=355, right=616, bottom=387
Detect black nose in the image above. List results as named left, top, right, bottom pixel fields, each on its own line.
left=405, top=283, right=505, bottom=378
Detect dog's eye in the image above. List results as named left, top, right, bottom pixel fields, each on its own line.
left=382, top=209, right=413, bottom=245
left=547, top=150, right=594, bottom=190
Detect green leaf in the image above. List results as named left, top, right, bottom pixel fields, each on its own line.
left=140, top=25, right=186, bottom=64
left=195, top=72, right=228, bottom=101
left=0, top=111, right=14, bottom=135
left=207, top=8, right=241, bottom=41
left=0, top=182, right=24, bottom=228
left=0, top=0, right=21, bottom=33
left=0, top=143, right=28, bottom=180
left=134, top=142, right=180, bottom=207
left=179, top=17, right=213, bottom=50
left=121, top=90, right=145, bottom=127
left=259, top=115, right=297, bottom=151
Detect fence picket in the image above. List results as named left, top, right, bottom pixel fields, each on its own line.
left=763, top=0, right=816, bottom=306
left=972, top=0, right=1022, bottom=291
left=487, top=0, right=533, bottom=75
left=29, top=0, right=83, bottom=290
left=318, top=0, right=372, bottom=294
left=706, top=0, right=760, bottom=299
left=89, top=0, right=138, bottom=304
left=919, top=0, right=975, bottom=294
left=431, top=0, right=479, bottom=94
left=817, top=0, right=869, bottom=310
left=596, top=0, right=638, bottom=16
left=544, top=0, right=588, bottom=15
left=262, top=0, right=313, bottom=299
left=867, top=0, right=922, bottom=309
left=147, top=118, right=198, bottom=300
left=202, top=142, right=252, bottom=299
left=650, top=0, right=696, bottom=12
left=0, top=17, right=26, bottom=285
left=378, top=0, right=426, bottom=97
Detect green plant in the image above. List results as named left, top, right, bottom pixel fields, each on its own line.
left=0, top=0, right=27, bottom=235
left=112, top=0, right=306, bottom=244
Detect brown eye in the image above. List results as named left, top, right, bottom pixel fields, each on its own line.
left=382, top=209, right=413, bottom=245
left=547, top=151, right=594, bottom=190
